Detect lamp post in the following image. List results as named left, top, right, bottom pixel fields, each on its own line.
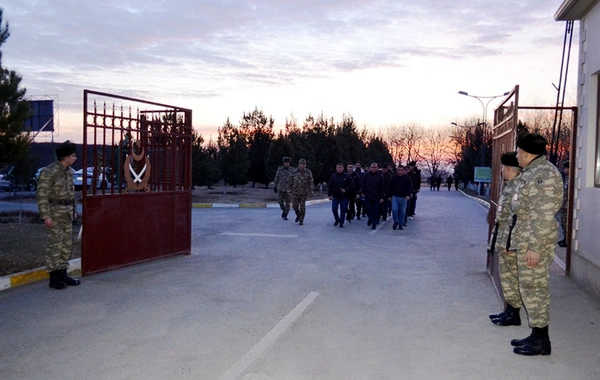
left=458, top=90, right=510, bottom=195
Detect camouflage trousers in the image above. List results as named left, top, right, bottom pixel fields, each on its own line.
left=516, top=249, right=553, bottom=328
left=498, top=251, right=523, bottom=309
left=292, top=195, right=307, bottom=221
left=45, top=219, right=73, bottom=272
left=278, top=191, right=292, bottom=214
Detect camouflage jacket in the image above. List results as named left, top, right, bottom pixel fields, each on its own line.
left=273, top=165, right=296, bottom=192
left=291, top=168, right=314, bottom=197
left=489, top=174, right=520, bottom=251
left=36, top=160, right=75, bottom=220
left=508, top=156, right=563, bottom=253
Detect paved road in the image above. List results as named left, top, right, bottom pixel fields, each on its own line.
left=1, top=189, right=599, bottom=379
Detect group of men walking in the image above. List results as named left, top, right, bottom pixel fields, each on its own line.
left=488, top=133, right=564, bottom=356
left=273, top=157, right=314, bottom=225
left=274, top=157, right=421, bottom=230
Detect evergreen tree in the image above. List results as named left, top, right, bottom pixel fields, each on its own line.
left=240, top=107, right=274, bottom=188
left=266, top=130, right=293, bottom=183
left=217, top=119, right=249, bottom=187
left=191, top=133, right=221, bottom=188
left=0, top=9, right=31, bottom=169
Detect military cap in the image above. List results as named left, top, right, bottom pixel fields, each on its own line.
left=298, top=158, right=307, bottom=164
left=408, top=161, right=417, bottom=166
left=55, top=140, right=77, bottom=160
left=500, top=151, right=520, bottom=167
left=517, top=133, right=547, bottom=155
left=282, top=157, right=291, bottom=163
left=563, top=160, right=569, bottom=168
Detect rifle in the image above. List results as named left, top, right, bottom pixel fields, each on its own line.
left=505, top=214, right=518, bottom=251
left=488, top=222, right=499, bottom=254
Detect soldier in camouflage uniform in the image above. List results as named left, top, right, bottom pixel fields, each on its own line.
left=488, top=151, right=523, bottom=326
left=508, top=134, right=563, bottom=356
left=36, top=141, right=81, bottom=290
left=290, top=158, right=314, bottom=225
left=273, top=157, right=296, bottom=220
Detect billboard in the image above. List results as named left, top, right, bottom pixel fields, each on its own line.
left=24, top=100, right=54, bottom=132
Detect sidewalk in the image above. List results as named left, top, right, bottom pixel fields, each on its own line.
left=0, top=190, right=598, bottom=379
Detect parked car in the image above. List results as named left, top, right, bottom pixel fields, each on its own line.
left=73, top=167, right=111, bottom=190
left=0, top=174, right=11, bottom=191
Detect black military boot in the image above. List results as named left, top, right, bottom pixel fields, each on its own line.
left=491, top=304, right=521, bottom=326
left=58, top=269, right=81, bottom=286
left=513, top=326, right=551, bottom=356
left=49, top=271, right=67, bottom=290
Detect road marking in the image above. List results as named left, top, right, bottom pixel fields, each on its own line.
left=220, top=232, right=298, bottom=238
left=368, top=219, right=390, bottom=235
left=219, top=291, right=319, bottom=380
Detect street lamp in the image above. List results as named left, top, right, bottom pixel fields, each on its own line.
left=458, top=90, right=510, bottom=195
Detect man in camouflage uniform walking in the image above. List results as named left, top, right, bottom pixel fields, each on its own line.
left=291, top=158, right=314, bottom=225
left=36, top=141, right=81, bottom=290
left=508, top=134, right=563, bottom=356
left=273, top=157, right=295, bottom=220
left=488, top=151, right=523, bottom=326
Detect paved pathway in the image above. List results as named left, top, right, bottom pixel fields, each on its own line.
left=1, top=189, right=599, bottom=379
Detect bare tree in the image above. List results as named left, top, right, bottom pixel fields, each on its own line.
left=419, top=127, right=452, bottom=176
left=401, top=122, right=424, bottom=164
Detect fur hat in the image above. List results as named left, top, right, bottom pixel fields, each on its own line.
left=55, top=140, right=77, bottom=160
left=500, top=151, right=520, bottom=167
left=517, top=133, right=547, bottom=155
left=298, top=158, right=307, bottom=164
left=282, top=157, right=291, bottom=163
left=408, top=161, right=417, bottom=166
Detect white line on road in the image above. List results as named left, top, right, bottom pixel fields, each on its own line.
left=219, top=291, right=319, bottom=380
left=220, top=232, right=298, bottom=238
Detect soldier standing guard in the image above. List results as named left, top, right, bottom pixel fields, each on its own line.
left=273, top=157, right=296, bottom=220
left=291, top=158, right=314, bottom=225
left=36, top=141, right=81, bottom=290
left=488, top=151, right=523, bottom=326
left=508, top=134, right=563, bottom=356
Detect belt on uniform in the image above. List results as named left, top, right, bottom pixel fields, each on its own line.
left=49, top=199, right=74, bottom=206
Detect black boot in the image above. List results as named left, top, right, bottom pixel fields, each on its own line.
left=49, top=271, right=67, bottom=290
left=513, top=326, right=551, bottom=356
left=491, top=304, right=521, bottom=326
left=58, top=269, right=81, bottom=286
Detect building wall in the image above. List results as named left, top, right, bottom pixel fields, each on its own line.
left=572, top=3, right=600, bottom=298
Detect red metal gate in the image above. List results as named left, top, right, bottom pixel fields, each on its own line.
left=81, top=90, right=192, bottom=275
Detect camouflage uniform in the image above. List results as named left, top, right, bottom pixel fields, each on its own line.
left=509, top=156, right=563, bottom=328
left=490, top=174, right=522, bottom=309
left=273, top=165, right=296, bottom=216
left=37, top=160, right=76, bottom=272
left=291, top=165, right=314, bottom=224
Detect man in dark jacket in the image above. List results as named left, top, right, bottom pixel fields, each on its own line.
left=346, top=163, right=361, bottom=222
left=354, top=162, right=366, bottom=218
left=379, top=164, right=392, bottom=222
left=387, top=165, right=413, bottom=230
left=361, top=162, right=385, bottom=230
left=328, top=163, right=354, bottom=228
left=406, top=161, right=421, bottom=218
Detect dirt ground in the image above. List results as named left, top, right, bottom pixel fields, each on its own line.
left=0, top=186, right=322, bottom=277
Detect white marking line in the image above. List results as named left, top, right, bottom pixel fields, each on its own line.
left=219, top=291, right=319, bottom=380
left=221, top=232, right=298, bottom=238
left=368, top=219, right=390, bottom=235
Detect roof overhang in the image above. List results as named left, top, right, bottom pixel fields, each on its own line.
left=555, top=0, right=599, bottom=20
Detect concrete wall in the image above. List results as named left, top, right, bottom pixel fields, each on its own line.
left=572, top=3, right=600, bottom=298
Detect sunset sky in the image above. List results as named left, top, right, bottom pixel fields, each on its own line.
left=2, top=0, right=577, bottom=143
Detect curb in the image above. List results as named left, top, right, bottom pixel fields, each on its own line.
left=0, top=258, right=81, bottom=292
left=457, top=189, right=490, bottom=209
left=2, top=199, right=331, bottom=292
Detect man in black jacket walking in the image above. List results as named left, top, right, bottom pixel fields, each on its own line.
left=328, top=163, right=354, bottom=228
left=387, top=165, right=413, bottom=230
left=361, top=163, right=385, bottom=230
